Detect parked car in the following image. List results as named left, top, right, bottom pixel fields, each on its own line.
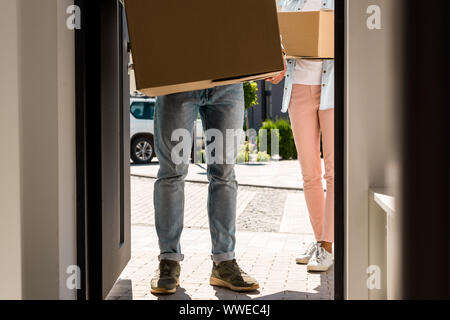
left=130, top=94, right=156, bottom=164
left=130, top=92, right=204, bottom=164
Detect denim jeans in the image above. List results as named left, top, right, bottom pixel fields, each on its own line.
left=154, top=83, right=245, bottom=263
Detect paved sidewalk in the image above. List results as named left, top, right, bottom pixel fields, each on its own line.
left=106, top=177, right=334, bottom=300
left=131, top=177, right=314, bottom=234
left=131, top=160, right=326, bottom=190
left=106, top=227, right=333, bottom=300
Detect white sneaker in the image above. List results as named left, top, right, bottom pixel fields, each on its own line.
left=307, top=245, right=333, bottom=272
left=296, top=242, right=318, bottom=264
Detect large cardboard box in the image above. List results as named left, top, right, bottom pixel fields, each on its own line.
left=278, top=11, right=334, bottom=59
left=124, top=0, right=284, bottom=97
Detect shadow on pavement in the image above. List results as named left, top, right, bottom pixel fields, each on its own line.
left=109, top=279, right=332, bottom=300
left=154, top=287, right=193, bottom=300
left=108, top=279, right=133, bottom=300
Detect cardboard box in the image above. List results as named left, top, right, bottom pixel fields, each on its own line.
left=124, top=0, right=284, bottom=97
left=278, top=11, right=334, bottom=59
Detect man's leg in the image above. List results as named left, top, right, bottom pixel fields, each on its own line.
left=154, top=91, right=199, bottom=262
left=199, top=84, right=244, bottom=262
left=151, top=91, right=199, bottom=294
left=200, top=84, right=259, bottom=292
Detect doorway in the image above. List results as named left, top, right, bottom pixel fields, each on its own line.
left=75, top=0, right=344, bottom=300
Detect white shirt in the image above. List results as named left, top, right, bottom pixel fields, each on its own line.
left=292, top=0, right=324, bottom=85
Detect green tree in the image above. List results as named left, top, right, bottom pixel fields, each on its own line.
left=243, top=81, right=259, bottom=132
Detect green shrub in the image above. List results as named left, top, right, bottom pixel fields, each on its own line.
left=257, top=151, right=271, bottom=162
left=236, top=141, right=257, bottom=163
left=275, top=118, right=297, bottom=160
left=236, top=150, right=247, bottom=164
left=196, top=150, right=206, bottom=164
left=239, top=142, right=257, bottom=154
left=258, top=119, right=279, bottom=156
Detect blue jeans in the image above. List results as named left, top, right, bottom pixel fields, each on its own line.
left=154, top=83, right=245, bottom=263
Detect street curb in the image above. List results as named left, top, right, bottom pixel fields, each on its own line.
left=130, top=174, right=305, bottom=192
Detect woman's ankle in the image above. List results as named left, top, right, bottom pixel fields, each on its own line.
left=319, top=241, right=333, bottom=254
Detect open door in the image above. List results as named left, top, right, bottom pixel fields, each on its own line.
left=75, top=0, right=131, bottom=300
left=75, top=0, right=346, bottom=301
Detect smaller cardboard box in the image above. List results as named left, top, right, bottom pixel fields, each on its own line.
left=278, top=10, right=334, bottom=59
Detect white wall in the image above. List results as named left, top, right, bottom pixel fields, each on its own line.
left=0, top=0, right=76, bottom=300
left=0, top=0, right=23, bottom=300
left=345, top=0, right=402, bottom=299
left=56, top=0, right=77, bottom=300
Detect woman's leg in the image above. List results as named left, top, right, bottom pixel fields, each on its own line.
left=289, top=84, right=324, bottom=241
left=319, top=108, right=335, bottom=245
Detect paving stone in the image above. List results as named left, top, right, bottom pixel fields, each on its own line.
left=106, top=177, right=334, bottom=301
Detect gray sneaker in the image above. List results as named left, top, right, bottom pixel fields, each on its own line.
left=210, top=260, right=259, bottom=292
left=150, top=260, right=180, bottom=294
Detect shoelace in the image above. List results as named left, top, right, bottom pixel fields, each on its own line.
left=304, top=242, right=317, bottom=255
left=158, top=262, right=173, bottom=277
left=313, top=244, right=324, bottom=263
left=221, top=260, right=244, bottom=275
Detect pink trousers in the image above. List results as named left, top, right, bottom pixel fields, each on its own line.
left=289, top=84, right=334, bottom=243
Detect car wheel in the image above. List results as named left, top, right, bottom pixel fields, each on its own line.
left=131, top=136, right=154, bottom=164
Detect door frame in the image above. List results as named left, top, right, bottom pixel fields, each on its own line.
left=75, top=0, right=346, bottom=300
left=334, top=0, right=345, bottom=301
left=75, top=0, right=131, bottom=300
left=75, top=0, right=101, bottom=300
left=75, top=0, right=104, bottom=300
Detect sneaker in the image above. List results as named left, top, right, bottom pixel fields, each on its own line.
left=210, top=260, right=259, bottom=292
left=150, top=260, right=181, bottom=294
left=296, top=242, right=318, bottom=264
left=307, top=245, right=333, bottom=272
